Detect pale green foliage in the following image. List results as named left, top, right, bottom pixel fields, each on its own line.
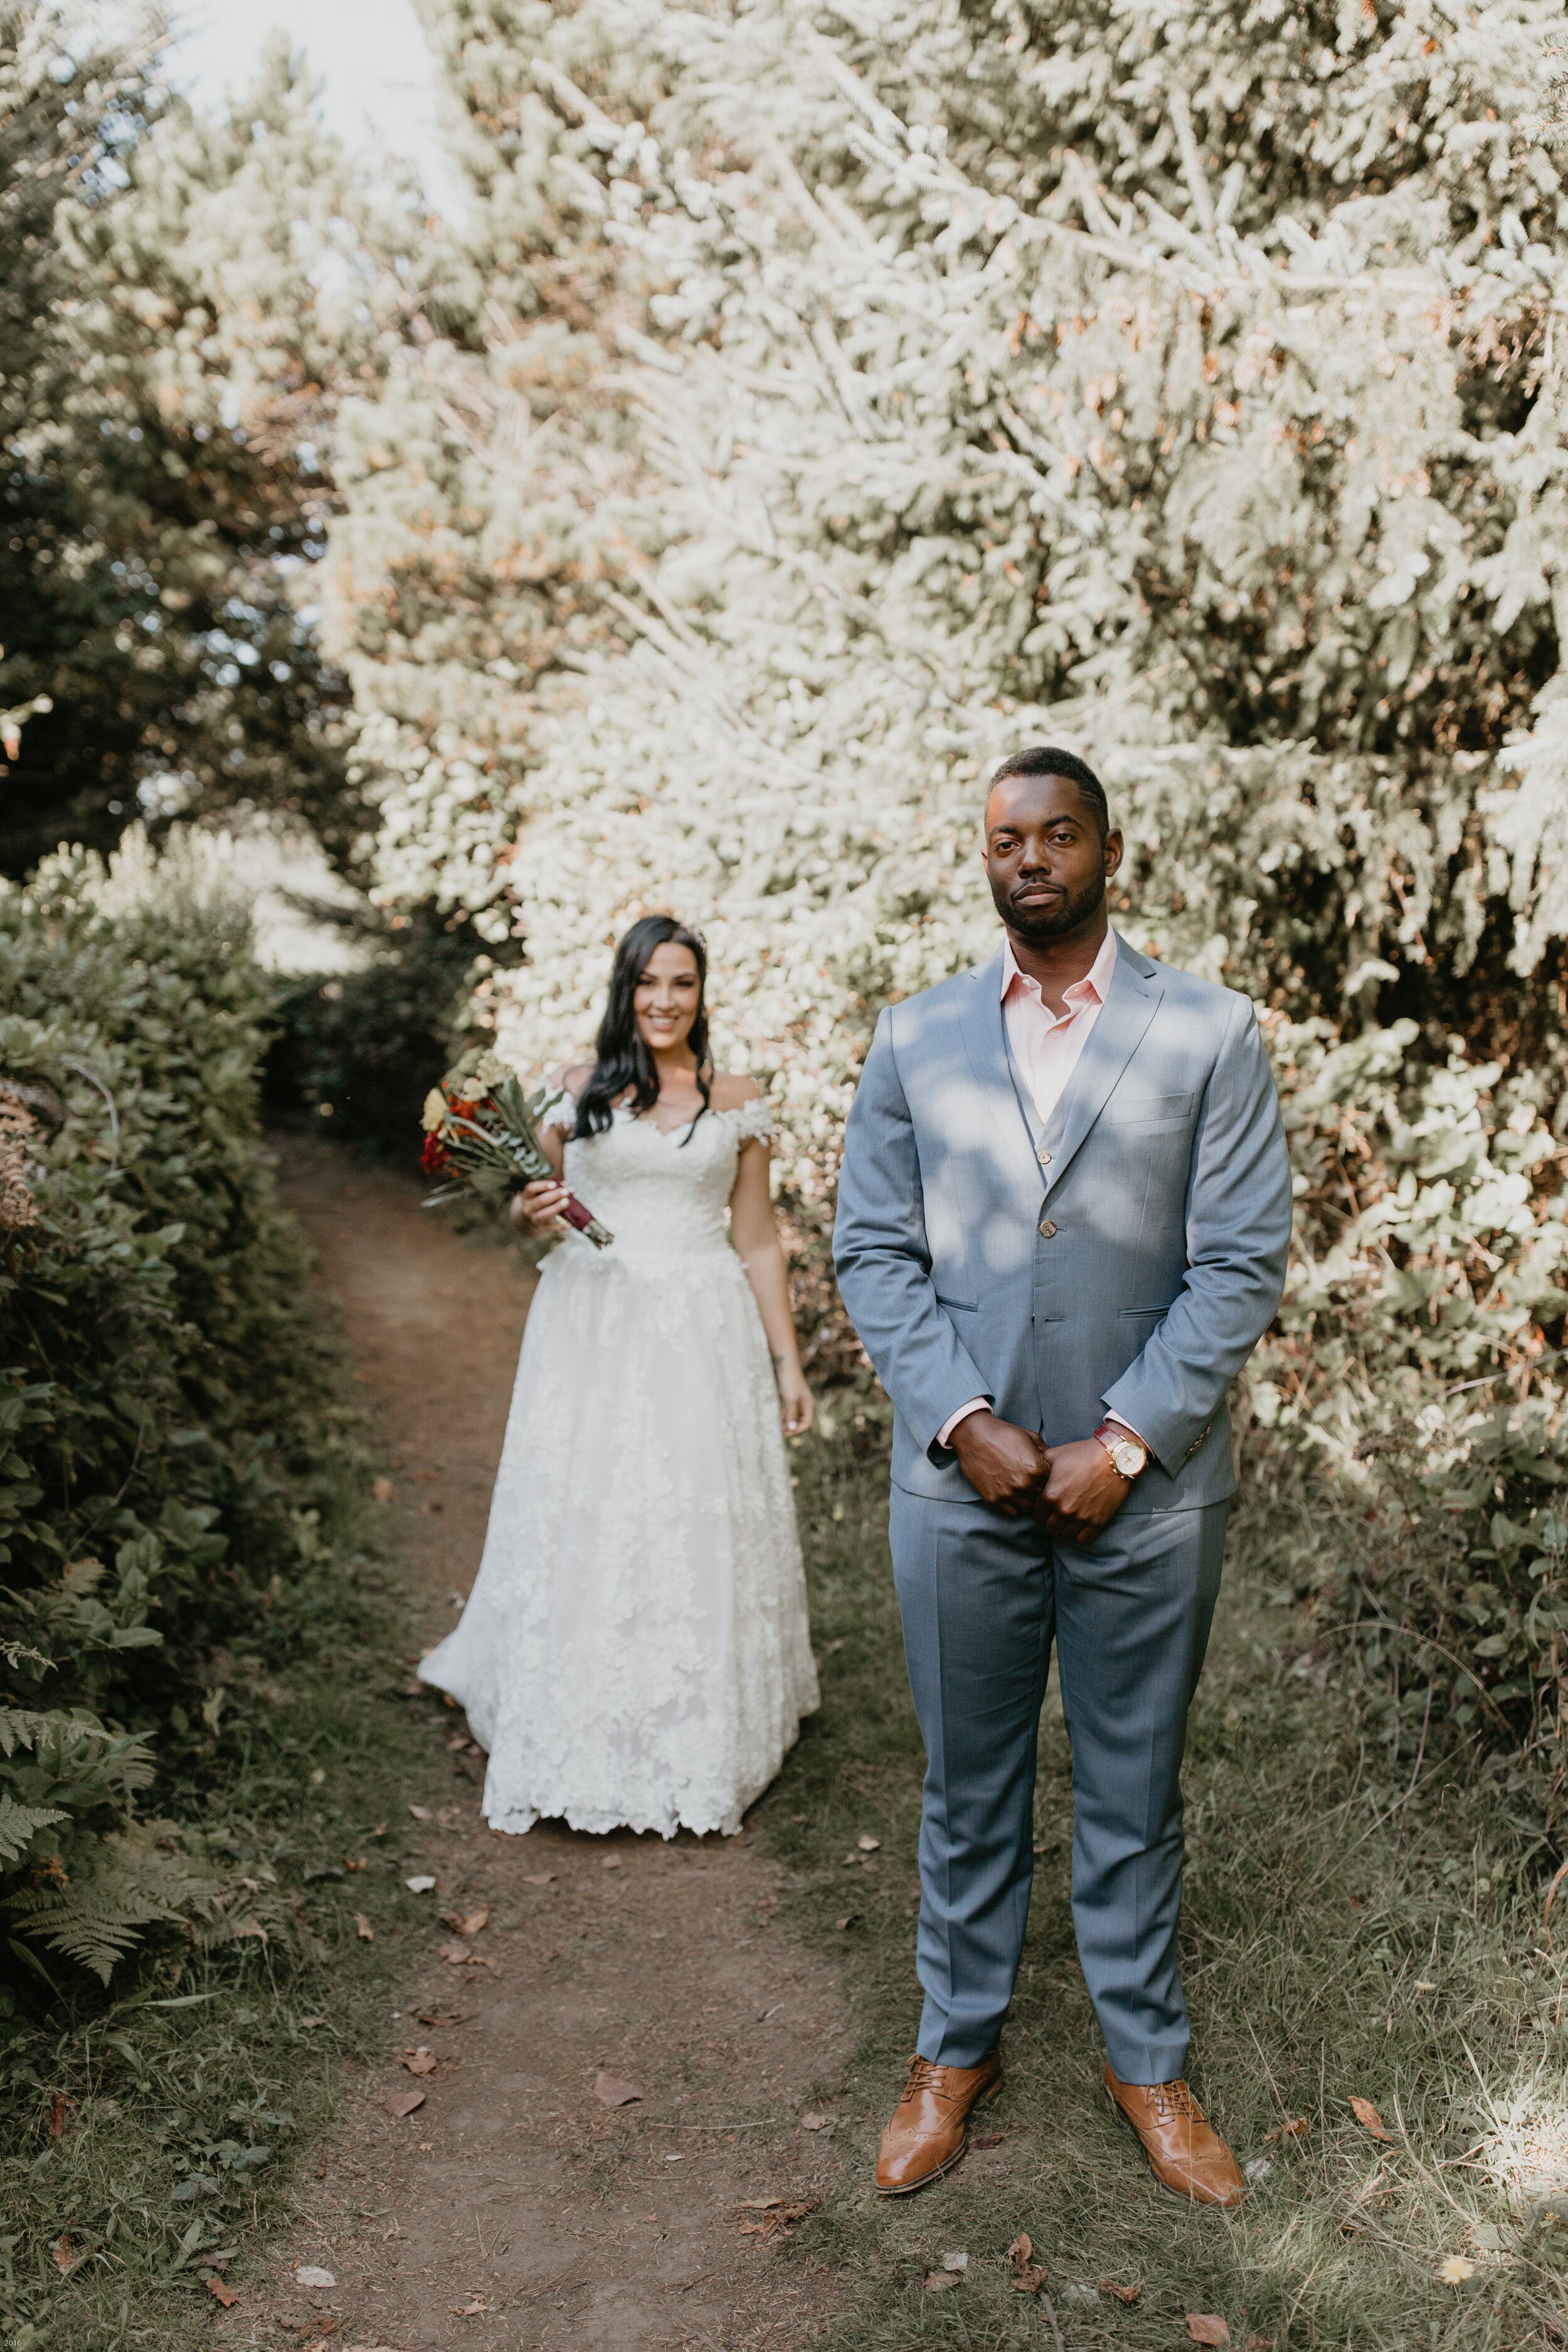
left=1256, top=1015, right=1568, bottom=1459
left=324, top=1, right=1568, bottom=1206
left=321, top=0, right=672, bottom=913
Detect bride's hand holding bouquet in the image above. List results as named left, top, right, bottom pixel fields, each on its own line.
left=421, top=1048, right=612, bottom=1246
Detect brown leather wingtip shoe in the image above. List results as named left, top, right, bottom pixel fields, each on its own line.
left=1103, top=2062, right=1245, bottom=2208
left=876, top=2050, right=1002, bottom=2195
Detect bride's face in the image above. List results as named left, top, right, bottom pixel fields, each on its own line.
left=633, top=941, right=702, bottom=1056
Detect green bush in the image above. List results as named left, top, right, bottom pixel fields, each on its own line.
left=1240, top=1014, right=1568, bottom=1828
left=0, top=854, right=350, bottom=1988
left=262, top=904, right=507, bottom=1158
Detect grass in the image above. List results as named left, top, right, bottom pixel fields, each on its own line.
left=0, top=1451, right=460, bottom=2352
left=10, top=1296, right=1568, bottom=2350
left=758, top=1422, right=1568, bottom=2351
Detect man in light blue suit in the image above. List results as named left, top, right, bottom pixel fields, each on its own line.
left=833, top=747, right=1292, bottom=2205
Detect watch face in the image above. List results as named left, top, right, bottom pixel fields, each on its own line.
left=1112, top=1440, right=1145, bottom=1478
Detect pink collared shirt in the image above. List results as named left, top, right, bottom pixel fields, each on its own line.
left=1000, top=923, right=1120, bottom=1130
left=936, top=926, right=1144, bottom=1456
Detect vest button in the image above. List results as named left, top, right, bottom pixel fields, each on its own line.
left=1038, top=1217, right=1056, bottom=1238
left=1037, top=1148, right=1052, bottom=1164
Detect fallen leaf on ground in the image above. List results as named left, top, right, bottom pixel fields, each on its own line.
left=300, top=2015, right=327, bottom=2030
left=800, top=2111, right=830, bottom=2130
left=405, top=1875, right=437, bottom=1894
left=1242, top=2339, right=1272, bottom=2351
left=835, top=1914, right=859, bottom=1931
left=739, top=2198, right=818, bottom=2239
left=857, top=1835, right=881, bottom=1851
left=295, top=2265, right=336, bottom=2287
left=1264, top=2117, right=1310, bottom=2142
left=450, top=2301, right=488, bottom=2316
left=205, top=2277, right=238, bottom=2308
left=941, top=2250, right=968, bottom=2270
left=372, top=1478, right=395, bottom=1502
left=1350, top=2096, right=1392, bottom=2143
left=457, top=1906, right=489, bottom=1936
left=408, top=1804, right=433, bottom=1819
left=1099, top=2279, right=1140, bottom=2305
left=522, top=1871, right=556, bottom=1885
left=437, top=1939, right=472, bottom=1964
left=924, top=2271, right=960, bottom=2292
left=403, top=2050, right=437, bottom=2076
left=737, top=2198, right=783, bottom=2210
left=418, top=2010, right=465, bottom=2026
left=1438, top=2255, right=1476, bottom=2284
left=353, top=1914, right=373, bottom=1941
left=600, top=1855, right=622, bottom=1870
left=972, top=2131, right=1004, bottom=2149
left=50, top=2238, right=75, bottom=2275
left=46, top=2094, right=76, bottom=2141
left=594, top=2072, right=644, bottom=2107
left=1186, top=2318, right=1230, bottom=2347
left=383, top=2089, right=426, bottom=2118
left=1007, top=2232, right=1048, bottom=2294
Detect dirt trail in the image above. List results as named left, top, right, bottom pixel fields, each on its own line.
left=256, top=1142, right=849, bottom=2352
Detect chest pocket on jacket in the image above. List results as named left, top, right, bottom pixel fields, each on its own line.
left=1108, top=1089, right=1196, bottom=1133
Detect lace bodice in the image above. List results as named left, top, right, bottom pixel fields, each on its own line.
left=544, top=1094, right=773, bottom=1259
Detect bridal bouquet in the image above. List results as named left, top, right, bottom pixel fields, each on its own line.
left=420, top=1049, right=613, bottom=1248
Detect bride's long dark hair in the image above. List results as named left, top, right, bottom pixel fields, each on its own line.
left=573, top=914, right=712, bottom=1144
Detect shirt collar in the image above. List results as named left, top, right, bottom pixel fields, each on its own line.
left=1001, top=925, right=1119, bottom=1008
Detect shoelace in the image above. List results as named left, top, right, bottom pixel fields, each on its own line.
left=903, top=2055, right=960, bottom=2106
left=1148, top=2079, right=1200, bottom=2127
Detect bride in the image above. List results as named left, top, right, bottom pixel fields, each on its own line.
left=420, top=914, right=820, bottom=1838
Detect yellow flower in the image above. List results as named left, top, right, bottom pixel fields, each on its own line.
left=421, top=1088, right=447, bottom=1134
left=1437, top=2257, right=1475, bottom=2286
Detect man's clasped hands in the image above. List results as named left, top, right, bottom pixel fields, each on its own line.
left=950, top=1409, right=1131, bottom=1543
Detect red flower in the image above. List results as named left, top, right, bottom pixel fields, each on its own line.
left=421, top=1133, right=449, bottom=1174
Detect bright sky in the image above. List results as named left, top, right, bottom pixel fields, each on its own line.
left=168, top=0, right=464, bottom=213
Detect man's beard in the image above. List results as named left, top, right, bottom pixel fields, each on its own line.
left=990, top=868, right=1106, bottom=942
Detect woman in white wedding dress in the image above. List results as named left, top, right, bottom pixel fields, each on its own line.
left=419, top=914, right=820, bottom=1839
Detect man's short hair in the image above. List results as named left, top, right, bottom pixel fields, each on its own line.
left=987, top=746, right=1109, bottom=839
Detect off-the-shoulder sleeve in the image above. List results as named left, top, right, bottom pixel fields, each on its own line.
left=539, top=1089, right=578, bottom=1134
left=731, top=1096, right=775, bottom=1144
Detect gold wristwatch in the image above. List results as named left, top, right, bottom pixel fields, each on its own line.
left=1093, top=1422, right=1147, bottom=1481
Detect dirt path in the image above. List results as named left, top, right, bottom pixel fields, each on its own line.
left=260, top=1142, right=849, bottom=2352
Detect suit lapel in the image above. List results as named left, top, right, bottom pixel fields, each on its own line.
left=956, top=948, right=1042, bottom=1195
left=1042, top=935, right=1164, bottom=1194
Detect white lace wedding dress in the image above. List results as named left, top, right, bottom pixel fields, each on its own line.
left=419, top=1094, right=820, bottom=1838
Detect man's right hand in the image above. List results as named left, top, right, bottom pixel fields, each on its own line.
left=951, top=1409, right=1050, bottom=1517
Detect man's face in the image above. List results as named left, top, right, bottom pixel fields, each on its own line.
left=982, top=771, right=1123, bottom=942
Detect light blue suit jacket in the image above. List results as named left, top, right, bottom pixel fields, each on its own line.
left=832, top=935, right=1293, bottom=1515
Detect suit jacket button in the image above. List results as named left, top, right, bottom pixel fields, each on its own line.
left=1038, top=1217, right=1056, bottom=1238
left=1037, top=1148, right=1052, bottom=1164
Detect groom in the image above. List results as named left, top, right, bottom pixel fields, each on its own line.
left=833, top=746, right=1291, bottom=2205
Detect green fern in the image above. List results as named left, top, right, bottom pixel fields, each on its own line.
left=0, top=1790, right=66, bottom=1863
left=5, top=1826, right=215, bottom=1984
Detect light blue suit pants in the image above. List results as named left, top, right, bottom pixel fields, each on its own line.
left=889, top=1487, right=1227, bottom=2084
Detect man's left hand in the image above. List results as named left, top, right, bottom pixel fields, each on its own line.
left=1035, top=1438, right=1131, bottom=1543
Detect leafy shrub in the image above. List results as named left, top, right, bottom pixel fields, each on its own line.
left=262, top=904, right=506, bottom=1157
left=1244, top=1015, right=1568, bottom=1825
left=0, top=852, right=349, bottom=1987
